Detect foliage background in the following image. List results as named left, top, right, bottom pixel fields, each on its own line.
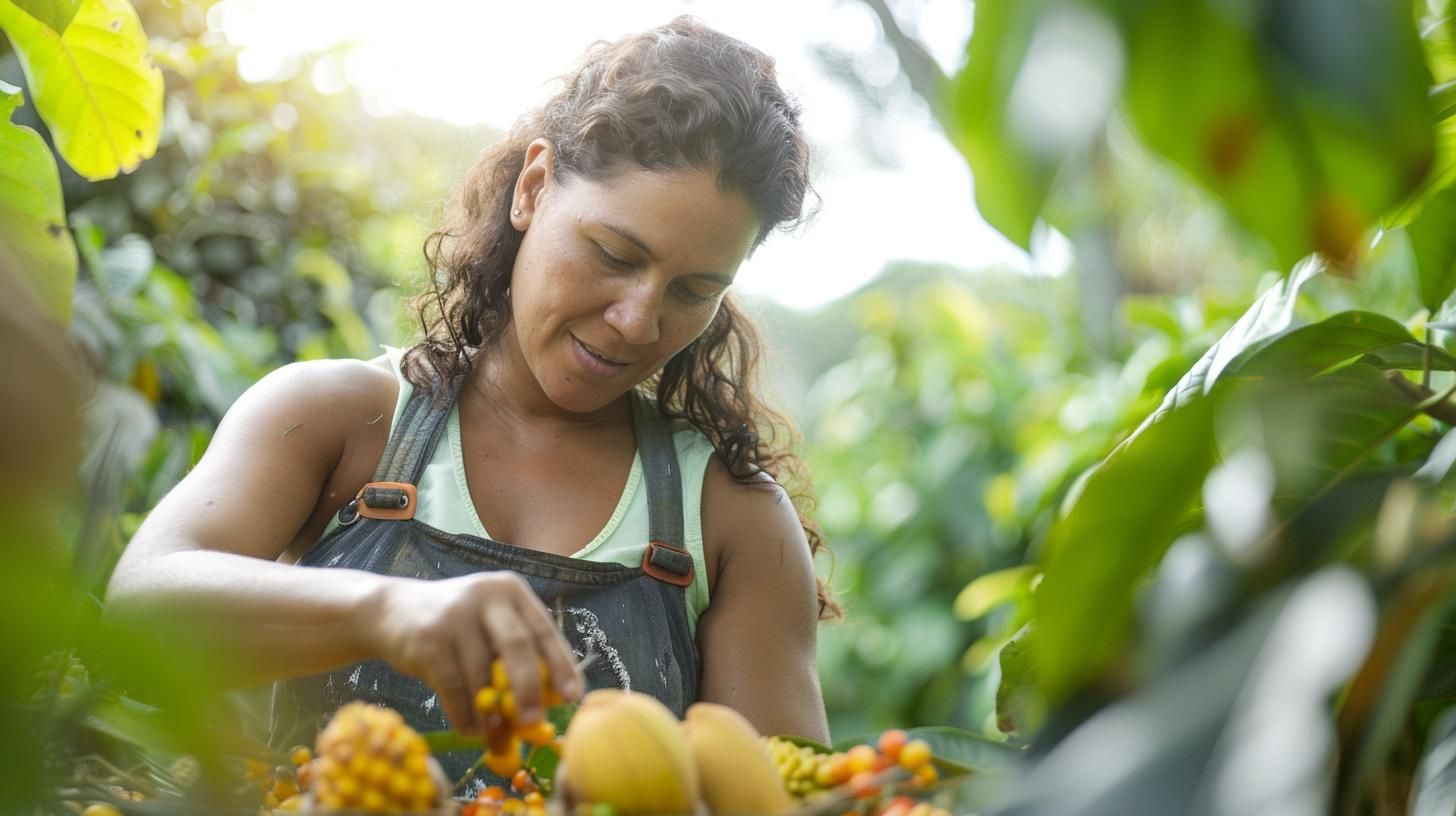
left=8, top=0, right=1456, bottom=813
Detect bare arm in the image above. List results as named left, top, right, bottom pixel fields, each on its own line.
left=696, top=461, right=830, bottom=742
left=104, top=359, right=397, bottom=688
left=104, top=359, right=585, bottom=730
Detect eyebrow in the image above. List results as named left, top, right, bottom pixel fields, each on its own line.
left=601, top=222, right=736, bottom=287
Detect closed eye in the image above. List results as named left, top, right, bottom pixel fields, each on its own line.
left=592, top=242, right=635, bottom=270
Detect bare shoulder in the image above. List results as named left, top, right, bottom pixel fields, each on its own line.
left=699, top=455, right=813, bottom=596
left=117, top=355, right=403, bottom=570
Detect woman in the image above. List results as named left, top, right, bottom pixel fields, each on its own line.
left=105, top=16, right=837, bottom=782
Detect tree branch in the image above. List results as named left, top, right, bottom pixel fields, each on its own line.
left=855, top=0, right=950, bottom=127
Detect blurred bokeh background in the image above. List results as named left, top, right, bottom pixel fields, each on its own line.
left=10, top=0, right=1456, bottom=813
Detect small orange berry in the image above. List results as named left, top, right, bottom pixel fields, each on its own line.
left=485, top=747, right=522, bottom=778
left=511, top=768, right=536, bottom=794
left=877, top=729, right=908, bottom=762
left=846, top=744, right=877, bottom=775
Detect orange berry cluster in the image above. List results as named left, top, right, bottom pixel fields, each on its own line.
left=310, top=701, right=438, bottom=812
left=460, top=771, right=549, bottom=816
left=764, top=729, right=940, bottom=802
left=473, top=660, right=564, bottom=779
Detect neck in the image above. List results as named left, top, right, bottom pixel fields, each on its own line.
left=462, top=322, right=632, bottom=434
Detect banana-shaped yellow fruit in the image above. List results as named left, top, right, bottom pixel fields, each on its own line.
left=560, top=689, right=700, bottom=814
left=681, top=703, right=794, bottom=815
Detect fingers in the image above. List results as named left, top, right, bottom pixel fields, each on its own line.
left=482, top=595, right=546, bottom=725
left=455, top=632, right=495, bottom=734
left=428, top=653, right=476, bottom=738
left=516, top=591, right=584, bottom=704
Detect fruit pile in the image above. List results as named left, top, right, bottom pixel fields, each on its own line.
left=558, top=689, right=795, bottom=815
left=473, top=660, right=564, bottom=779
left=762, top=730, right=946, bottom=815
left=309, top=701, right=440, bottom=812
left=459, top=774, right=548, bottom=816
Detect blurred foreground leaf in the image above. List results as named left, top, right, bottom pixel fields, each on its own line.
left=0, top=80, right=77, bottom=323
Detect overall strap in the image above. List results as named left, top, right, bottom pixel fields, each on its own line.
left=630, top=390, right=694, bottom=587
left=373, top=367, right=467, bottom=485
left=341, top=364, right=467, bottom=524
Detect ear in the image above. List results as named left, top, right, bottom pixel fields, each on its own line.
left=511, top=139, right=554, bottom=230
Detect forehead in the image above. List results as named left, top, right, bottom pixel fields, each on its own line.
left=555, top=166, right=761, bottom=270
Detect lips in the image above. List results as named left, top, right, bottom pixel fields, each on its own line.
left=573, top=335, right=628, bottom=365
left=570, top=334, right=631, bottom=377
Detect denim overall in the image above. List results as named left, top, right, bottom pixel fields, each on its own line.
left=269, top=370, right=701, bottom=785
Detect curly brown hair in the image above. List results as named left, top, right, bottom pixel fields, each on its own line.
left=401, top=16, right=840, bottom=620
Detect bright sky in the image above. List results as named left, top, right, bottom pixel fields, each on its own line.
left=211, top=0, right=1063, bottom=310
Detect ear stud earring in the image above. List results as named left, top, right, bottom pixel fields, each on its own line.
left=512, top=208, right=523, bottom=217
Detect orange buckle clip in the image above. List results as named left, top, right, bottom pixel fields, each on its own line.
left=642, top=541, right=694, bottom=587
left=354, top=481, right=418, bottom=521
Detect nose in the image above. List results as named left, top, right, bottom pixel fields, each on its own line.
left=603, top=280, right=662, bottom=346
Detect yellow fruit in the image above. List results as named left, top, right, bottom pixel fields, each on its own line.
left=81, top=807, right=123, bottom=816
left=681, top=703, right=793, bottom=815
left=561, top=690, right=699, bottom=814
left=312, top=701, right=438, bottom=813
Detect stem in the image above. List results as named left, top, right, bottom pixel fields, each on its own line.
left=1384, top=371, right=1456, bottom=425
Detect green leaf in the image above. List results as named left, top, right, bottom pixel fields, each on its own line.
left=1435, top=79, right=1456, bottom=122
left=1035, top=397, right=1217, bottom=705
left=946, top=0, right=1099, bottom=249
left=420, top=730, right=483, bottom=753
left=1146, top=257, right=1320, bottom=422
left=902, top=726, right=1019, bottom=774
left=9, top=0, right=79, bottom=33
left=954, top=565, right=1037, bottom=621
left=1220, top=311, right=1432, bottom=379
left=1384, top=111, right=1456, bottom=228
left=995, top=623, right=1042, bottom=737
left=0, top=80, right=77, bottom=323
left=0, top=0, right=163, bottom=180
left=1121, top=0, right=1435, bottom=269
left=1409, top=705, right=1456, bottom=816
left=1409, top=188, right=1456, bottom=313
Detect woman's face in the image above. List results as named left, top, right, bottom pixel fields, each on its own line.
left=506, top=141, right=761, bottom=415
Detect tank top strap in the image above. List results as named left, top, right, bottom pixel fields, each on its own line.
left=372, top=364, right=466, bottom=486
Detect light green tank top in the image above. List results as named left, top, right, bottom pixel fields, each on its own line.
left=319, top=346, right=716, bottom=636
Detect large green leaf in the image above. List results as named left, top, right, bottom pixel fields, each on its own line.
left=8, top=0, right=78, bottom=33
left=1221, top=311, right=1438, bottom=379
left=1145, top=257, right=1320, bottom=423
left=1409, top=187, right=1456, bottom=312
left=946, top=0, right=1120, bottom=249
left=1221, top=365, right=1423, bottom=501
left=0, top=80, right=76, bottom=323
left=1121, top=0, right=1435, bottom=269
left=1034, top=397, right=1217, bottom=705
left=0, top=0, right=162, bottom=180
left=945, top=0, right=1047, bottom=249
